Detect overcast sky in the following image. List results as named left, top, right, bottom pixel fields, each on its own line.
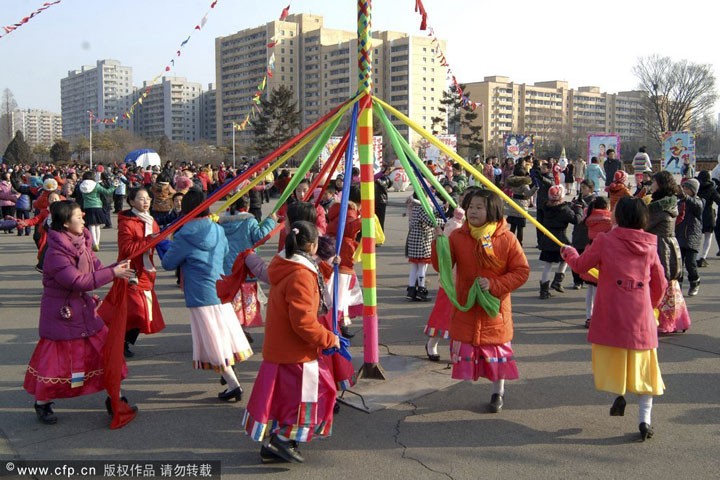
left=2, top=0, right=718, bottom=116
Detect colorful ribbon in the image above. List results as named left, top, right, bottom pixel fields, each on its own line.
left=0, top=1, right=62, bottom=40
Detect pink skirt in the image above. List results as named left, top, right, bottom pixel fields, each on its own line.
left=189, top=304, right=253, bottom=371
left=24, top=325, right=126, bottom=401
left=657, top=280, right=692, bottom=333
left=450, top=340, right=519, bottom=382
left=424, top=287, right=452, bottom=339
left=243, top=357, right=336, bottom=443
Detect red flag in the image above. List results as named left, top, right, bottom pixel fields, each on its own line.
left=415, top=0, right=428, bottom=30
left=279, top=5, right=290, bottom=21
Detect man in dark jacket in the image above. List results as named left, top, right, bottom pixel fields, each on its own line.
left=675, top=178, right=704, bottom=296
left=374, top=169, right=392, bottom=231
left=603, top=148, right=623, bottom=188
left=535, top=161, right=554, bottom=245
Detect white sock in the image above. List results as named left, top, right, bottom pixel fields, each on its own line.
left=638, top=395, right=653, bottom=424
left=90, top=225, right=100, bottom=245
left=700, top=232, right=713, bottom=259
left=541, top=262, right=553, bottom=283
left=586, top=285, right=596, bottom=319
left=492, top=379, right=505, bottom=396
left=408, top=263, right=419, bottom=287
left=417, top=264, right=428, bottom=288
left=557, top=261, right=568, bottom=274
left=221, top=367, right=240, bottom=390
left=426, top=336, right=439, bottom=355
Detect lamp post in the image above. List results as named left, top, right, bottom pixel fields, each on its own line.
left=88, top=111, right=93, bottom=171
left=232, top=124, right=236, bottom=170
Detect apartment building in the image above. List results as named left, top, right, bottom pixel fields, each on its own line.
left=134, top=77, right=202, bottom=142
left=201, top=83, right=217, bottom=143
left=60, top=59, right=133, bottom=138
left=215, top=13, right=446, bottom=148
left=463, top=76, right=647, bottom=150
left=8, top=109, right=62, bottom=147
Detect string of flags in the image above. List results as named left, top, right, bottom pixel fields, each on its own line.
left=0, top=1, right=62, bottom=40
left=233, top=4, right=291, bottom=133
left=413, top=0, right=479, bottom=112
left=90, top=0, right=220, bottom=125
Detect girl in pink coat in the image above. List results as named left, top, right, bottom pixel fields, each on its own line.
left=562, top=197, right=668, bottom=442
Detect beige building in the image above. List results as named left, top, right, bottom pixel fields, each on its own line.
left=215, top=13, right=446, bottom=150
left=134, top=77, right=202, bottom=143
left=463, top=76, right=647, bottom=154
left=9, top=109, right=63, bottom=147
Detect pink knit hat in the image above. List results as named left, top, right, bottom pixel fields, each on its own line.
left=175, top=176, right=193, bottom=191
left=614, top=170, right=628, bottom=184
left=548, top=185, right=565, bottom=202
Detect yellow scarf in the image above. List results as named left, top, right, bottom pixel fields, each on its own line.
left=469, top=222, right=499, bottom=263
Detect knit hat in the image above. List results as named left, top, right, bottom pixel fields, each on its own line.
left=548, top=185, right=565, bottom=202
left=683, top=178, right=700, bottom=195
left=96, top=165, right=104, bottom=173
left=43, top=178, right=58, bottom=191
left=613, top=170, right=628, bottom=184
left=453, top=207, right=465, bottom=221
left=175, top=176, right=193, bottom=191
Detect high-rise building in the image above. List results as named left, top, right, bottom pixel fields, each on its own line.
left=9, top=109, right=62, bottom=147
left=215, top=13, right=446, bottom=148
left=201, top=83, right=217, bottom=143
left=134, top=77, right=202, bottom=142
left=60, top=59, right=133, bottom=138
left=463, top=76, right=648, bottom=153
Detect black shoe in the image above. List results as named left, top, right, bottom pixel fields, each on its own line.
left=333, top=403, right=340, bottom=414
left=539, top=281, right=552, bottom=300
left=103, top=225, right=113, bottom=229
left=406, top=286, right=417, bottom=301
left=550, top=272, right=565, bottom=293
left=697, top=258, right=709, bottom=268
left=572, top=283, right=583, bottom=290
left=488, top=393, right=503, bottom=413
left=584, top=319, right=591, bottom=329
left=638, top=422, right=654, bottom=441
left=218, top=386, right=243, bottom=402
left=340, top=325, right=355, bottom=339
left=425, top=343, right=440, bottom=362
left=265, top=435, right=304, bottom=463
left=105, top=396, right=137, bottom=415
left=260, top=444, right=288, bottom=463
left=688, top=282, right=700, bottom=297
left=123, top=342, right=134, bottom=358
left=34, top=402, right=58, bottom=424
left=415, top=286, right=430, bottom=302
left=243, top=329, right=254, bottom=344
left=610, top=395, right=626, bottom=416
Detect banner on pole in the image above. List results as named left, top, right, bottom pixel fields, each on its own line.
left=661, top=131, right=695, bottom=175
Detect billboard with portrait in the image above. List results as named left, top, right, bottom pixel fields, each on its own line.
left=504, top=134, right=534, bottom=161
left=661, top=131, right=695, bottom=175
left=320, top=136, right=383, bottom=173
left=587, top=134, right=620, bottom=165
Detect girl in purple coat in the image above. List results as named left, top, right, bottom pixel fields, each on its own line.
left=562, top=197, right=667, bottom=441
left=23, top=200, right=135, bottom=424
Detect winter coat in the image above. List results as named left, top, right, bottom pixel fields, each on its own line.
left=248, top=186, right=264, bottom=211
left=585, top=164, right=606, bottom=191
left=39, top=228, right=116, bottom=341
left=219, top=212, right=276, bottom=275
left=506, top=176, right=538, bottom=217
left=326, top=202, right=362, bottom=274
left=374, top=174, right=392, bottom=205
left=646, top=195, right=682, bottom=280
left=79, top=180, right=115, bottom=209
left=0, top=180, right=18, bottom=207
left=632, top=152, right=652, bottom=174
left=116, top=211, right=160, bottom=290
left=570, top=193, right=597, bottom=250
left=150, top=182, right=176, bottom=213
left=697, top=180, right=720, bottom=232
left=603, top=158, right=623, bottom=184
left=536, top=173, right=554, bottom=208
left=263, top=253, right=336, bottom=364
left=605, top=182, right=631, bottom=211
left=161, top=218, right=229, bottom=307
left=675, top=195, right=704, bottom=251
left=539, top=202, right=582, bottom=252
left=406, top=202, right=444, bottom=260
left=431, top=219, right=530, bottom=346
left=574, top=160, right=587, bottom=180
left=562, top=227, right=667, bottom=350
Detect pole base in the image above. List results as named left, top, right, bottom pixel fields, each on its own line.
left=356, top=362, right=386, bottom=380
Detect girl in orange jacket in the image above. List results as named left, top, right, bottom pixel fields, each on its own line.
left=243, top=221, right=340, bottom=464
left=432, top=189, right=530, bottom=413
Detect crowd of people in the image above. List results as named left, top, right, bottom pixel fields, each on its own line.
left=1, top=147, right=718, bottom=461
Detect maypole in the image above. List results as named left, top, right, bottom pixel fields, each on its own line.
left=356, top=0, right=384, bottom=379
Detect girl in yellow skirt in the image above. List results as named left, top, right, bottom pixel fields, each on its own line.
left=562, top=197, right=668, bottom=441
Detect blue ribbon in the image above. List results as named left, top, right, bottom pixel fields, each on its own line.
left=322, top=102, right=359, bottom=361
left=407, top=158, right=448, bottom=222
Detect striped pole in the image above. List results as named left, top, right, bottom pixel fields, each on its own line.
left=357, top=0, right=384, bottom=379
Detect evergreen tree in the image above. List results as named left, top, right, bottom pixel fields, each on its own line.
left=49, top=139, right=71, bottom=164
left=3, top=130, right=32, bottom=165
left=252, top=85, right=301, bottom=158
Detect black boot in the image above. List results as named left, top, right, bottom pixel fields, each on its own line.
left=406, top=286, right=417, bottom=301
left=340, top=325, right=355, bottom=339
left=609, top=395, right=626, bottom=416
left=639, top=422, right=654, bottom=441
left=34, top=402, right=57, bottom=424
left=265, top=434, right=304, bottom=463
left=415, top=286, right=430, bottom=302
left=550, top=272, right=565, bottom=293
left=123, top=342, right=134, bottom=358
left=539, top=281, right=552, bottom=300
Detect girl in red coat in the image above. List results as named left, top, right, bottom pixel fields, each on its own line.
left=562, top=197, right=667, bottom=441
left=99, top=187, right=166, bottom=358
left=432, top=189, right=530, bottom=413
left=580, top=197, right=613, bottom=328
left=243, top=221, right=340, bottom=463
left=18, top=191, right=63, bottom=272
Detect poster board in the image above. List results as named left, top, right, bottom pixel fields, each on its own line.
left=661, top=131, right=695, bottom=175
left=504, top=134, right=534, bottom=161
left=320, top=136, right=383, bottom=174
left=587, top=134, right=620, bottom=165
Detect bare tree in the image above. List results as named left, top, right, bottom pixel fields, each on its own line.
left=633, top=55, right=718, bottom=147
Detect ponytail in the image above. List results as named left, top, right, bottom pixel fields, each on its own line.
left=285, top=220, right=319, bottom=258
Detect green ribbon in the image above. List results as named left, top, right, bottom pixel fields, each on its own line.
left=436, top=235, right=501, bottom=317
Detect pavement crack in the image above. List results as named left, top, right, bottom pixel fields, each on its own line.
left=393, top=401, right=454, bottom=480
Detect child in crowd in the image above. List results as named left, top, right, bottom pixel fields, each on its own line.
left=432, top=189, right=529, bottom=412
left=569, top=180, right=597, bottom=289
left=18, top=190, right=63, bottom=271
left=243, top=221, right=340, bottom=464
left=576, top=197, right=612, bottom=328
left=538, top=185, right=582, bottom=298
left=219, top=195, right=277, bottom=276
left=161, top=190, right=253, bottom=402
left=78, top=171, right=116, bottom=251
left=605, top=170, right=632, bottom=213
left=505, top=165, right=538, bottom=246
left=24, top=200, right=135, bottom=424
left=562, top=197, right=667, bottom=441
left=585, top=157, right=606, bottom=194
left=155, top=192, right=184, bottom=228
left=695, top=170, right=720, bottom=268
left=405, top=191, right=445, bottom=301
left=675, top=178, right=704, bottom=296
left=424, top=206, right=465, bottom=361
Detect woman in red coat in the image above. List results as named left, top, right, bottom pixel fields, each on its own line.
left=100, top=187, right=166, bottom=357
